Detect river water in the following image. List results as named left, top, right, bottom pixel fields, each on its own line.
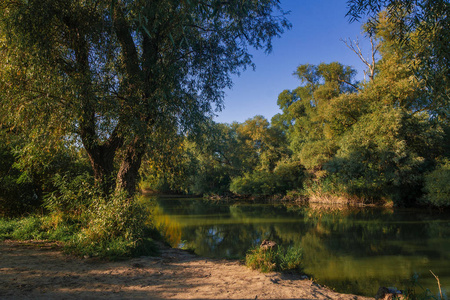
left=145, top=196, right=450, bottom=297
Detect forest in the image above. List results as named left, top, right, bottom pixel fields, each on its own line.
left=142, top=11, right=450, bottom=208
left=0, top=0, right=449, bottom=259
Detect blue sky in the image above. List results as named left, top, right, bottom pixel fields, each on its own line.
left=214, top=0, right=371, bottom=124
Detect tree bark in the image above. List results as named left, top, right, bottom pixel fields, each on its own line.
left=83, top=132, right=123, bottom=195
left=115, top=137, right=146, bottom=198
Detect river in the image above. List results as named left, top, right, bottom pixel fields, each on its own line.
left=144, top=196, right=450, bottom=297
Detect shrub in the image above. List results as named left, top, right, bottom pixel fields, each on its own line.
left=1, top=191, right=160, bottom=260
left=44, top=172, right=97, bottom=216
left=422, top=159, right=450, bottom=208
left=68, top=192, right=159, bottom=259
left=230, top=171, right=277, bottom=196
left=230, top=163, right=304, bottom=197
left=246, top=245, right=303, bottom=273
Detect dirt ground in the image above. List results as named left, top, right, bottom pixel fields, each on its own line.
left=0, top=240, right=374, bottom=300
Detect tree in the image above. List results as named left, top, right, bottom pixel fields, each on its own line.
left=235, top=115, right=290, bottom=172
left=0, top=0, right=290, bottom=198
left=273, top=62, right=360, bottom=171
left=346, top=0, right=450, bottom=121
left=273, top=17, right=446, bottom=204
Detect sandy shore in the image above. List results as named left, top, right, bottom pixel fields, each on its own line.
left=0, top=240, right=374, bottom=299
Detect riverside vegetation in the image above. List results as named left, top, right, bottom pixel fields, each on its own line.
left=245, top=245, right=303, bottom=273
left=0, top=1, right=449, bottom=298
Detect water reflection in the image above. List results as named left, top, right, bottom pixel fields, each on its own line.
left=146, top=196, right=450, bottom=297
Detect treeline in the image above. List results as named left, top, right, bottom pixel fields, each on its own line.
left=142, top=14, right=450, bottom=207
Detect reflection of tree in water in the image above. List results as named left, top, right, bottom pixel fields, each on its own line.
left=147, top=196, right=450, bottom=297
left=150, top=203, right=183, bottom=246
left=296, top=208, right=450, bottom=296
left=183, top=225, right=260, bottom=258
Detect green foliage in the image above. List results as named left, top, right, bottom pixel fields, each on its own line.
left=0, top=195, right=159, bottom=259
left=272, top=62, right=360, bottom=172
left=141, top=116, right=295, bottom=197
left=230, top=161, right=304, bottom=196
left=188, top=163, right=233, bottom=196
left=347, top=1, right=450, bottom=120
left=245, top=245, right=303, bottom=273
left=68, top=192, right=158, bottom=259
left=0, top=0, right=291, bottom=197
left=271, top=12, right=449, bottom=205
left=230, top=171, right=278, bottom=196
left=273, top=160, right=305, bottom=192
left=1, top=171, right=160, bottom=259
left=44, top=172, right=97, bottom=215
left=422, top=159, right=450, bottom=208
left=235, top=116, right=291, bottom=172
left=0, top=218, right=16, bottom=240
left=0, top=123, right=92, bottom=216
left=322, top=107, right=433, bottom=204
left=10, top=217, right=46, bottom=240
left=142, top=9, right=449, bottom=205
left=0, top=215, right=79, bottom=242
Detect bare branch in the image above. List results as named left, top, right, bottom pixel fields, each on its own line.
left=341, top=36, right=380, bottom=81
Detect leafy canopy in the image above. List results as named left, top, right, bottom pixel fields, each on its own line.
left=0, top=0, right=290, bottom=195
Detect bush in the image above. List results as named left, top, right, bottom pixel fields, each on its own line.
left=230, top=171, right=277, bottom=196
left=1, top=192, right=160, bottom=260
left=422, top=159, right=450, bottom=208
left=44, top=172, right=97, bottom=216
left=68, top=192, right=159, bottom=259
left=230, top=162, right=304, bottom=197
left=245, top=245, right=303, bottom=273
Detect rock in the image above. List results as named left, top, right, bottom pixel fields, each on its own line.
left=375, top=287, right=405, bottom=300
left=260, top=240, right=277, bottom=251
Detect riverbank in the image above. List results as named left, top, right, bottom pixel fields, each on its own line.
left=0, top=240, right=373, bottom=299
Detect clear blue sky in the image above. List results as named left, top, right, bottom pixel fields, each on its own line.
left=214, top=0, right=370, bottom=124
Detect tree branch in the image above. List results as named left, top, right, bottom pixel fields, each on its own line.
left=341, top=36, right=380, bottom=81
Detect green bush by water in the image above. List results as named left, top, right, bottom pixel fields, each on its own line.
left=422, top=159, right=450, bottom=208
left=67, top=192, right=160, bottom=259
left=1, top=180, right=161, bottom=260
left=245, top=245, right=303, bottom=273
left=0, top=211, right=160, bottom=260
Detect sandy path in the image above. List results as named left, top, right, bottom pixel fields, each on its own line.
left=0, top=240, right=373, bottom=299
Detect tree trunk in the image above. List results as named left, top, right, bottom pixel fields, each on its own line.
left=84, top=142, right=120, bottom=195
left=115, top=138, right=146, bottom=198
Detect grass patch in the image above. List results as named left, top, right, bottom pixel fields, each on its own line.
left=0, top=216, right=47, bottom=240
left=0, top=218, right=18, bottom=240
left=245, top=245, right=303, bottom=273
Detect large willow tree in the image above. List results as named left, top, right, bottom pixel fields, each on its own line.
left=0, top=0, right=289, bottom=197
